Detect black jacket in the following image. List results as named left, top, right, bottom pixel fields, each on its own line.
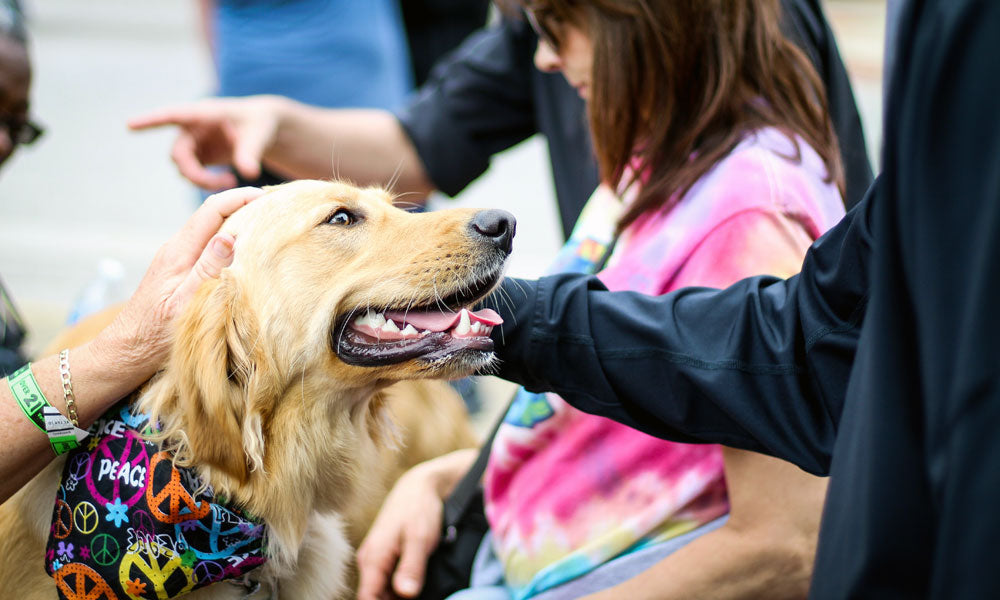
left=397, top=0, right=873, bottom=239
left=488, top=1, right=1000, bottom=596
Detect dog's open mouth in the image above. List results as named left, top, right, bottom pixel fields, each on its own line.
left=335, top=306, right=502, bottom=366
left=333, top=277, right=505, bottom=368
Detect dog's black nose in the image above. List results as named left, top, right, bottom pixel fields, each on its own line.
left=470, top=209, right=516, bottom=255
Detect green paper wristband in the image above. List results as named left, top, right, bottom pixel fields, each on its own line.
left=7, top=363, right=49, bottom=433
left=7, top=364, right=83, bottom=454
left=49, top=434, right=81, bottom=455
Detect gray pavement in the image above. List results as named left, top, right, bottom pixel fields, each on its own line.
left=0, top=0, right=884, bottom=362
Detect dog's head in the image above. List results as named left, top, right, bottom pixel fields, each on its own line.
left=142, top=180, right=513, bottom=494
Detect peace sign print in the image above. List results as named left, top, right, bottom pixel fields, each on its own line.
left=131, top=509, right=157, bottom=539
left=52, top=562, right=116, bottom=600
left=52, top=499, right=73, bottom=540
left=118, top=541, right=194, bottom=600
left=84, top=429, right=150, bottom=508
left=146, top=451, right=210, bottom=524
left=90, top=533, right=121, bottom=567
left=176, top=504, right=262, bottom=560
left=192, top=560, right=225, bottom=586
left=65, top=453, right=92, bottom=492
left=73, top=501, right=99, bottom=535
left=68, top=452, right=91, bottom=481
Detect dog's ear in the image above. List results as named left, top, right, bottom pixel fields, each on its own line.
left=151, top=273, right=277, bottom=485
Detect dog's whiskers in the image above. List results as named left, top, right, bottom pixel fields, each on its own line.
left=330, top=141, right=342, bottom=182
left=385, top=158, right=405, bottom=193
left=391, top=194, right=425, bottom=213
left=337, top=305, right=363, bottom=351
left=431, top=275, right=448, bottom=313
left=402, top=289, right=420, bottom=322
left=491, top=281, right=522, bottom=346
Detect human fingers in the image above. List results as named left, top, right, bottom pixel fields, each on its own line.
left=170, top=132, right=237, bottom=191
left=166, top=186, right=263, bottom=269
left=102, top=188, right=262, bottom=372
left=170, top=233, right=235, bottom=308
left=127, top=104, right=208, bottom=131
left=356, top=530, right=401, bottom=600
left=230, top=117, right=274, bottom=181
left=391, top=519, right=440, bottom=598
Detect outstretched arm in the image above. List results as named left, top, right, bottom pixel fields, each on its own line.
left=488, top=182, right=876, bottom=474
left=130, top=97, right=433, bottom=196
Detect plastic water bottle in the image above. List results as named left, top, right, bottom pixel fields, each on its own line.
left=66, top=259, right=126, bottom=325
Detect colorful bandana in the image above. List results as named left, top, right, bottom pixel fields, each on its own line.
left=45, top=400, right=268, bottom=600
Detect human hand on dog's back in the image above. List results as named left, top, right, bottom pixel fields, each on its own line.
left=357, top=448, right=478, bottom=600
left=0, top=187, right=262, bottom=502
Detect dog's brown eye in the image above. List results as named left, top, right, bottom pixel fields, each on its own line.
left=326, top=209, right=356, bottom=226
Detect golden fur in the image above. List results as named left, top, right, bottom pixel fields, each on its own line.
left=0, top=180, right=505, bottom=599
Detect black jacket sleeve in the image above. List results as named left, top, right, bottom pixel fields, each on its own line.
left=489, top=182, right=876, bottom=475
left=394, top=19, right=538, bottom=197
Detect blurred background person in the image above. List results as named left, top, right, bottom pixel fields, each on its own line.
left=130, top=0, right=875, bottom=419
left=0, top=0, right=42, bottom=376
left=132, top=0, right=873, bottom=241
left=197, top=0, right=491, bottom=190
left=358, top=0, right=847, bottom=597
left=200, top=0, right=413, bottom=111
left=402, top=0, right=492, bottom=87
left=0, top=0, right=885, bottom=422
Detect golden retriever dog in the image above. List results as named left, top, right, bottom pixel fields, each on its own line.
left=0, top=180, right=514, bottom=600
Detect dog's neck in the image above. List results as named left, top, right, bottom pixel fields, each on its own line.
left=139, top=375, right=390, bottom=573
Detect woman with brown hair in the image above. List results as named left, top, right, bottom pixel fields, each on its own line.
left=357, top=1, right=845, bottom=599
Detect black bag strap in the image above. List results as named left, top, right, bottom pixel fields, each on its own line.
left=441, top=231, right=621, bottom=530
left=441, top=399, right=510, bottom=529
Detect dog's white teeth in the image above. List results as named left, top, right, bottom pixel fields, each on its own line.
left=471, top=322, right=482, bottom=334
left=402, top=324, right=419, bottom=337
left=356, top=310, right=387, bottom=328
left=455, top=309, right=472, bottom=336
left=484, top=326, right=493, bottom=335
left=422, top=329, right=432, bottom=336
left=381, top=319, right=400, bottom=333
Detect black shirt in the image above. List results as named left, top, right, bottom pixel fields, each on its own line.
left=487, top=0, right=1000, bottom=595
left=397, top=0, right=874, bottom=239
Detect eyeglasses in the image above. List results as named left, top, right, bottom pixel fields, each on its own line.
left=0, top=114, right=44, bottom=146
left=525, top=7, right=560, bottom=52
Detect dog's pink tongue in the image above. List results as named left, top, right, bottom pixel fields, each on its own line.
left=384, top=308, right=502, bottom=332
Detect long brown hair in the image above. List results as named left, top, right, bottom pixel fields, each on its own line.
left=524, top=0, right=845, bottom=232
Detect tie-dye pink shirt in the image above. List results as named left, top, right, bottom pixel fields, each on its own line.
left=483, top=128, right=845, bottom=599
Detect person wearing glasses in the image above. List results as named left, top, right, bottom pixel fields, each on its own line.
left=0, top=1, right=263, bottom=502
left=0, top=0, right=39, bottom=169
left=0, top=0, right=41, bottom=377
left=478, top=0, right=1000, bottom=596
left=356, top=1, right=846, bottom=598
left=129, top=0, right=872, bottom=242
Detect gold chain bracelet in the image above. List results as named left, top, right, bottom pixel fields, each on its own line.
left=58, top=349, right=80, bottom=427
